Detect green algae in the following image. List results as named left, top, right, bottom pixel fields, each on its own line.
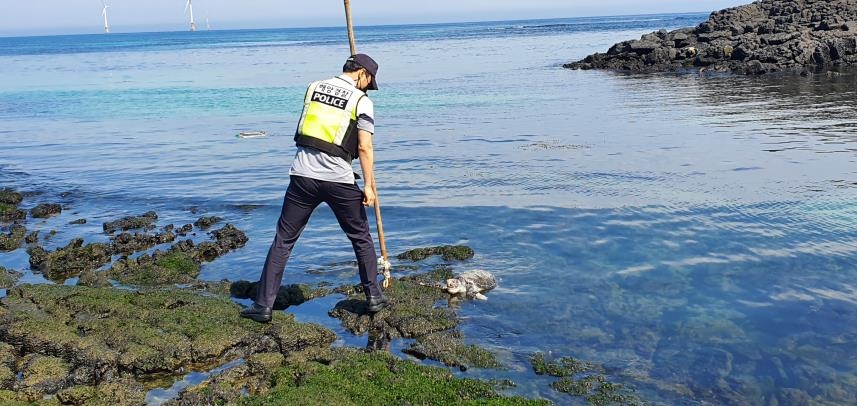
left=17, top=354, right=70, bottom=394
left=243, top=348, right=547, bottom=406
left=0, top=225, right=26, bottom=252
left=404, top=330, right=501, bottom=371
left=27, top=238, right=112, bottom=282
left=397, top=245, right=475, bottom=261
left=77, top=269, right=111, bottom=288
left=531, top=352, right=603, bottom=377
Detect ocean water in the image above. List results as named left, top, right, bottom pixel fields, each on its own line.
left=2, top=12, right=857, bottom=405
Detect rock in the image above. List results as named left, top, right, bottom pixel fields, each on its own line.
left=15, top=354, right=70, bottom=396
left=30, top=203, right=62, bottom=219
left=403, top=330, right=501, bottom=370
left=77, top=269, right=111, bottom=288
left=27, top=239, right=112, bottom=282
left=0, top=284, right=336, bottom=384
left=0, top=203, right=26, bottom=223
left=108, top=250, right=200, bottom=286
left=0, top=189, right=23, bottom=206
left=396, top=245, right=475, bottom=261
left=102, top=211, right=158, bottom=234
left=110, top=230, right=176, bottom=255
left=69, top=218, right=87, bottom=225
left=565, top=0, right=857, bottom=74
left=0, top=267, right=22, bottom=289
left=193, top=216, right=222, bottom=230
left=0, top=225, right=26, bottom=252
left=229, top=281, right=331, bottom=310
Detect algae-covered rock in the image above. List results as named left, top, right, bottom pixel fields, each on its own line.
left=245, top=347, right=548, bottom=405
left=0, top=284, right=336, bottom=382
left=230, top=280, right=331, bottom=310
left=110, top=230, right=176, bottom=255
left=167, top=352, right=286, bottom=405
left=0, top=267, right=22, bottom=288
left=16, top=354, right=70, bottom=395
left=77, top=269, right=111, bottom=288
left=27, top=238, right=112, bottom=282
left=193, top=216, right=222, bottom=230
left=30, top=203, right=62, bottom=219
left=103, top=211, right=158, bottom=234
left=403, top=330, right=501, bottom=371
left=54, top=378, right=146, bottom=406
left=0, top=225, right=26, bottom=252
left=0, top=189, right=23, bottom=206
left=0, top=203, right=26, bottom=223
left=530, top=352, right=641, bottom=405
left=397, top=245, right=475, bottom=261
left=108, top=250, right=200, bottom=286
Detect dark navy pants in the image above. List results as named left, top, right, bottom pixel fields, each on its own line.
left=255, top=175, right=380, bottom=308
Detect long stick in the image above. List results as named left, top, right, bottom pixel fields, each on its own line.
left=344, top=0, right=392, bottom=288
left=344, top=0, right=357, bottom=55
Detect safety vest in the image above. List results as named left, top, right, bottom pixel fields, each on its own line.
left=294, top=77, right=366, bottom=161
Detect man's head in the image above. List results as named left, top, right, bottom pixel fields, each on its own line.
left=343, top=53, right=379, bottom=92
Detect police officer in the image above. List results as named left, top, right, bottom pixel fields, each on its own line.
left=240, top=54, right=387, bottom=323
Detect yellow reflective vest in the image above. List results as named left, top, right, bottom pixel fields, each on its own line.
left=294, top=77, right=367, bottom=161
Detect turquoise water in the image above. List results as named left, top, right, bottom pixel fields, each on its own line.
left=2, top=12, right=857, bottom=405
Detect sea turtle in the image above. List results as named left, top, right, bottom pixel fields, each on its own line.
left=442, top=269, right=497, bottom=300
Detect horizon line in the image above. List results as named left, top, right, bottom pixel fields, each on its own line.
left=0, top=10, right=711, bottom=40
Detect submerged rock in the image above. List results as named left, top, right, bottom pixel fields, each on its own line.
left=530, top=352, right=640, bottom=405
left=27, top=238, right=112, bottom=282
left=103, top=211, right=158, bottom=234
left=30, top=203, right=62, bottom=219
left=403, top=330, right=501, bottom=371
left=566, top=0, right=857, bottom=74
left=230, top=280, right=331, bottom=310
left=396, top=245, right=475, bottom=261
left=69, top=218, right=87, bottom=225
left=0, top=225, right=26, bottom=252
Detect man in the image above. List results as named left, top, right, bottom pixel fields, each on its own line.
left=240, top=54, right=388, bottom=323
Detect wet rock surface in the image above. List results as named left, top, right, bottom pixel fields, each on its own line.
left=0, top=284, right=335, bottom=403
left=108, top=250, right=201, bottom=286
left=396, top=245, right=475, bottom=261
left=0, top=189, right=26, bottom=223
left=103, top=211, right=158, bottom=234
left=566, top=0, right=857, bottom=74
left=0, top=225, right=26, bottom=252
left=230, top=280, right=332, bottom=310
left=27, top=238, right=112, bottom=282
left=193, top=215, right=222, bottom=230
left=0, top=267, right=22, bottom=289
left=30, top=203, right=62, bottom=219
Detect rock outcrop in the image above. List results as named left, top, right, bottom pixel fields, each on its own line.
left=566, top=0, right=857, bottom=74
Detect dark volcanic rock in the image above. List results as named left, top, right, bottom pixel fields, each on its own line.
left=0, top=189, right=23, bottom=206
left=103, top=211, right=158, bottom=234
left=396, top=245, right=475, bottom=261
left=0, top=225, right=26, bottom=252
left=193, top=216, right=222, bottom=230
left=566, top=0, right=857, bottom=74
left=27, top=238, right=112, bottom=282
left=230, top=280, right=331, bottom=310
left=30, top=203, right=62, bottom=219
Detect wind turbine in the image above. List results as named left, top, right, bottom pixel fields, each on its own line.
left=184, top=0, right=196, bottom=32
left=101, top=1, right=110, bottom=33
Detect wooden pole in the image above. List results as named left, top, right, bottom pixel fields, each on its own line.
left=344, top=0, right=392, bottom=288
left=344, top=0, right=357, bottom=55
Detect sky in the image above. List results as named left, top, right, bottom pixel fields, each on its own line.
left=0, top=0, right=751, bottom=37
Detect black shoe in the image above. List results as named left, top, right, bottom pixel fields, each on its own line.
left=367, top=294, right=389, bottom=313
left=240, top=303, right=272, bottom=323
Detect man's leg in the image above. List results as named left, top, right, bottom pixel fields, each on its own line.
left=323, top=181, right=382, bottom=300
left=255, top=176, right=321, bottom=308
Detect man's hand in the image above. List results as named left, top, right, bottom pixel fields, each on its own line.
left=362, top=185, right=376, bottom=207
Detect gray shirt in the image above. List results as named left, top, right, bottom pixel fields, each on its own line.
left=290, top=74, right=375, bottom=184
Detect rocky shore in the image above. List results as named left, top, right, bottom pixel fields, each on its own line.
left=1, top=186, right=635, bottom=405
left=566, top=0, right=857, bottom=74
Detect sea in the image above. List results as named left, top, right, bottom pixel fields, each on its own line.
left=2, top=12, right=857, bottom=405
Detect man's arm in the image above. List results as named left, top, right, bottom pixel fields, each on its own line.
left=357, top=129, right=376, bottom=207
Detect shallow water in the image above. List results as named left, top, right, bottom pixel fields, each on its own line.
left=2, top=12, right=857, bottom=405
